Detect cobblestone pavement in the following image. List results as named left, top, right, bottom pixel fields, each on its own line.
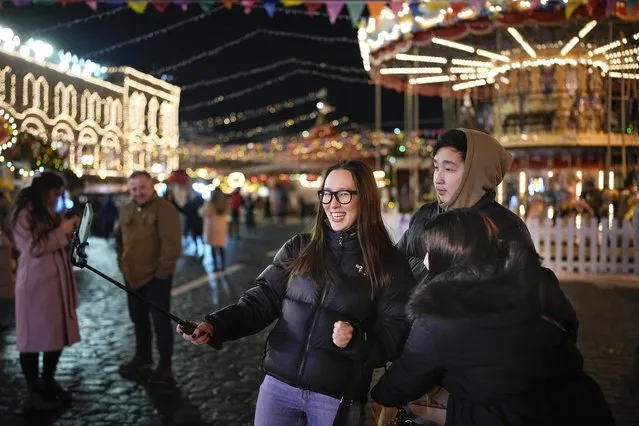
left=0, top=220, right=638, bottom=426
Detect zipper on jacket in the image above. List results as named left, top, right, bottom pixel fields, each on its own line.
left=296, top=284, right=330, bottom=386
left=338, top=234, right=343, bottom=246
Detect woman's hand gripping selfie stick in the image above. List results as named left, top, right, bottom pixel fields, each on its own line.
left=69, top=204, right=198, bottom=335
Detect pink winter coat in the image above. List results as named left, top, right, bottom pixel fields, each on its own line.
left=12, top=209, right=80, bottom=352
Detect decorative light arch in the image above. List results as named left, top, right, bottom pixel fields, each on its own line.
left=20, top=116, right=47, bottom=141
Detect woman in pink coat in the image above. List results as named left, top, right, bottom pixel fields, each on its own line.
left=11, top=172, right=80, bottom=410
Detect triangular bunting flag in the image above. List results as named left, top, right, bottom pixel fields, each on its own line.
left=347, top=2, right=365, bottom=27
left=222, top=0, right=236, bottom=9
left=305, top=1, right=322, bottom=16
left=198, top=1, right=213, bottom=11
left=409, top=1, right=421, bottom=16
left=367, top=1, right=385, bottom=20
left=425, top=1, right=447, bottom=12
left=326, top=0, right=345, bottom=24
left=605, top=0, right=617, bottom=16
left=264, top=0, right=277, bottom=17
left=152, top=0, right=168, bottom=11
left=528, top=0, right=541, bottom=15
left=450, top=2, right=465, bottom=14
left=128, top=0, right=148, bottom=13
left=281, top=0, right=302, bottom=6
left=11, top=0, right=30, bottom=5
left=390, top=0, right=403, bottom=15
left=86, top=0, right=98, bottom=10
left=565, top=0, right=581, bottom=17
left=173, top=0, right=189, bottom=11
left=242, top=0, right=255, bottom=14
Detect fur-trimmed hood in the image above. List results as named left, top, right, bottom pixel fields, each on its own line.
left=408, top=243, right=541, bottom=318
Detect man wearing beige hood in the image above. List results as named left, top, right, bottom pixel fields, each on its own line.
left=396, top=129, right=578, bottom=339
left=397, top=129, right=530, bottom=276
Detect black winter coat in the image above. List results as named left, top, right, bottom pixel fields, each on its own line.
left=371, top=244, right=615, bottom=426
left=397, top=190, right=579, bottom=342
left=205, top=228, right=415, bottom=402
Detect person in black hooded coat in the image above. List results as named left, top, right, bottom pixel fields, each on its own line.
left=372, top=209, right=614, bottom=426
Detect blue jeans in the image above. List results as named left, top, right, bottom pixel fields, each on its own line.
left=255, top=375, right=364, bottom=426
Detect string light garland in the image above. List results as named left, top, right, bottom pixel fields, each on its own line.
left=183, top=57, right=365, bottom=92
left=84, top=6, right=224, bottom=58
left=182, top=68, right=371, bottom=113
left=24, top=6, right=127, bottom=38
left=193, top=110, right=324, bottom=145
left=182, top=90, right=325, bottom=128
left=153, top=29, right=357, bottom=75
left=182, top=70, right=299, bottom=112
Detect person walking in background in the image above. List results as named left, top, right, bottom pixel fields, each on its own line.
left=229, top=188, right=244, bottom=239
left=263, top=190, right=272, bottom=223
left=100, top=195, right=119, bottom=241
left=11, top=172, right=80, bottom=410
left=115, top=171, right=181, bottom=384
left=244, top=194, right=256, bottom=229
left=173, top=192, right=205, bottom=256
left=178, top=160, right=414, bottom=426
left=273, top=183, right=288, bottom=224
left=200, top=188, right=229, bottom=272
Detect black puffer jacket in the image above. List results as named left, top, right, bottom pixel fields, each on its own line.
left=397, top=191, right=579, bottom=342
left=372, top=244, right=614, bottom=426
left=204, top=227, right=415, bottom=402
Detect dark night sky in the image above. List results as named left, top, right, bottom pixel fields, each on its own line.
left=0, top=3, right=443, bottom=143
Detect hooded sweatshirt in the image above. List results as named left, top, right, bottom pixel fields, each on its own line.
left=440, top=128, right=513, bottom=211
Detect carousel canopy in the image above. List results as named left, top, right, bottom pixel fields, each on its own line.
left=359, top=0, right=639, bottom=96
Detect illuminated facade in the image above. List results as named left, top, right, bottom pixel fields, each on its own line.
left=0, top=29, right=180, bottom=178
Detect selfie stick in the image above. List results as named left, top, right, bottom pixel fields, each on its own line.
left=69, top=221, right=198, bottom=335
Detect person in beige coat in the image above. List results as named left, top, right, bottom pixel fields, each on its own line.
left=199, top=187, right=229, bottom=272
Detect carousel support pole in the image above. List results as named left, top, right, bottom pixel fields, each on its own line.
left=414, top=89, right=420, bottom=135
left=621, top=76, right=627, bottom=178
left=606, top=21, right=613, bottom=175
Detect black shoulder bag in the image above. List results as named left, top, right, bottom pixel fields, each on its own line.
left=332, top=363, right=363, bottom=426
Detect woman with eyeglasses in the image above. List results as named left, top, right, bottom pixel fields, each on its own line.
left=177, top=160, right=414, bottom=426
left=11, top=172, right=81, bottom=410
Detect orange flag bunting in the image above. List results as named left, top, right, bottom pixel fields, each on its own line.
left=222, top=0, right=237, bottom=9
left=128, top=0, right=148, bottom=13
left=367, top=1, right=385, bottom=20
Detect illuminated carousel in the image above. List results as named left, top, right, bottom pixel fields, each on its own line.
left=359, top=0, right=639, bottom=213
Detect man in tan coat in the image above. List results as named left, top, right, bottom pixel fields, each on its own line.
left=115, top=171, right=181, bottom=384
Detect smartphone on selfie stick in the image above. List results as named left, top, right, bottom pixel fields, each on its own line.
left=69, top=203, right=198, bottom=335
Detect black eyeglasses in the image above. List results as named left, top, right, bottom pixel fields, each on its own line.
left=317, top=190, right=358, bottom=205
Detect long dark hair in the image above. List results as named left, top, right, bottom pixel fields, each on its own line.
left=210, top=188, right=227, bottom=215
left=11, top=172, right=65, bottom=243
left=422, top=208, right=506, bottom=278
left=288, top=160, right=395, bottom=297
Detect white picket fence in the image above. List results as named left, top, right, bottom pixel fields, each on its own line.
left=526, top=218, right=636, bottom=274
left=382, top=213, right=637, bottom=275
